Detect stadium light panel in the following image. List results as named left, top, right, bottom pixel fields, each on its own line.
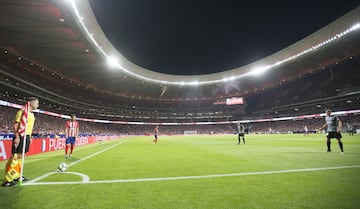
left=189, top=81, right=199, bottom=86
left=250, top=67, right=268, bottom=76
left=222, top=76, right=236, bottom=82
left=106, top=56, right=119, bottom=68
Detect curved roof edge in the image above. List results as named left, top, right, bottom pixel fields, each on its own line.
left=68, top=1, right=360, bottom=85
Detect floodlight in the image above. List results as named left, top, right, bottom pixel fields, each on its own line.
left=250, top=67, right=268, bottom=76
left=189, top=81, right=199, bottom=86
left=106, top=56, right=119, bottom=68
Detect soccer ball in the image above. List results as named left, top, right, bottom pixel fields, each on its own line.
left=58, top=162, right=68, bottom=172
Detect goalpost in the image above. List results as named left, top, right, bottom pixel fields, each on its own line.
left=184, top=130, right=197, bottom=135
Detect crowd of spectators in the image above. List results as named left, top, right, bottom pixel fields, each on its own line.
left=1, top=105, right=358, bottom=137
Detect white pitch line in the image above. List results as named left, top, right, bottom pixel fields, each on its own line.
left=26, top=140, right=128, bottom=184
left=26, top=171, right=90, bottom=185
left=67, top=140, right=128, bottom=167
left=23, top=164, right=360, bottom=186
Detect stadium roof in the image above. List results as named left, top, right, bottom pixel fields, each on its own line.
left=0, top=1, right=359, bottom=101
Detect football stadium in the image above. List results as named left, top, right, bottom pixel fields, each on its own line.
left=0, top=1, right=360, bottom=209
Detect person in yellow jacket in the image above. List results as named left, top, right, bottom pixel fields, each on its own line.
left=2, top=97, right=39, bottom=187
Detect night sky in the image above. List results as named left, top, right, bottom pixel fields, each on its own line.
left=89, top=0, right=359, bottom=75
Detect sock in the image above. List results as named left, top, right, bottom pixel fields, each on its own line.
left=327, top=140, right=331, bottom=151
left=18, top=158, right=22, bottom=177
left=3, top=161, right=11, bottom=182
left=243, top=138, right=246, bottom=144
left=65, top=146, right=69, bottom=155
left=70, top=145, right=74, bottom=154
left=4, top=158, right=12, bottom=180
left=339, top=141, right=344, bottom=152
left=4, top=156, right=22, bottom=182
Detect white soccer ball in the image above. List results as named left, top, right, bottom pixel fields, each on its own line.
left=58, top=162, right=68, bottom=172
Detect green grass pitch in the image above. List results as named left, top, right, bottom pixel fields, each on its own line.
left=0, top=133, right=359, bottom=209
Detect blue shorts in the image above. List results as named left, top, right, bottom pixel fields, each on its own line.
left=66, top=137, right=76, bottom=145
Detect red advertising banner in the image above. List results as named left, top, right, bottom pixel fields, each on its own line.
left=0, top=136, right=121, bottom=161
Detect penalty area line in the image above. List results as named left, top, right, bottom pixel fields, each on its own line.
left=24, top=164, right=360, bottom=186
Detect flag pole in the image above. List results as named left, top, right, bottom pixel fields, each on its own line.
left=19, top=102, right=29, bottom=186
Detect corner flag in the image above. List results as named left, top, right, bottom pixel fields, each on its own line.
left=18, top=101, right=30, bottom=138
left=19, top=101, right=30, bottom=185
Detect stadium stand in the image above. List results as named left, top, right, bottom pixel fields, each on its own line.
left=0, top=4, right=359, bottom=132
left=248, top=57, right=360, bottom=116
left=1, top=49, right=359, bottom=123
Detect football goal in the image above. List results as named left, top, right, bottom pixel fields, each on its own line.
left=184, top=130, right=198, bottom=135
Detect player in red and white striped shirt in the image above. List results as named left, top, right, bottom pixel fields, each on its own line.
left=65, top=114, right=79, bottom=159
